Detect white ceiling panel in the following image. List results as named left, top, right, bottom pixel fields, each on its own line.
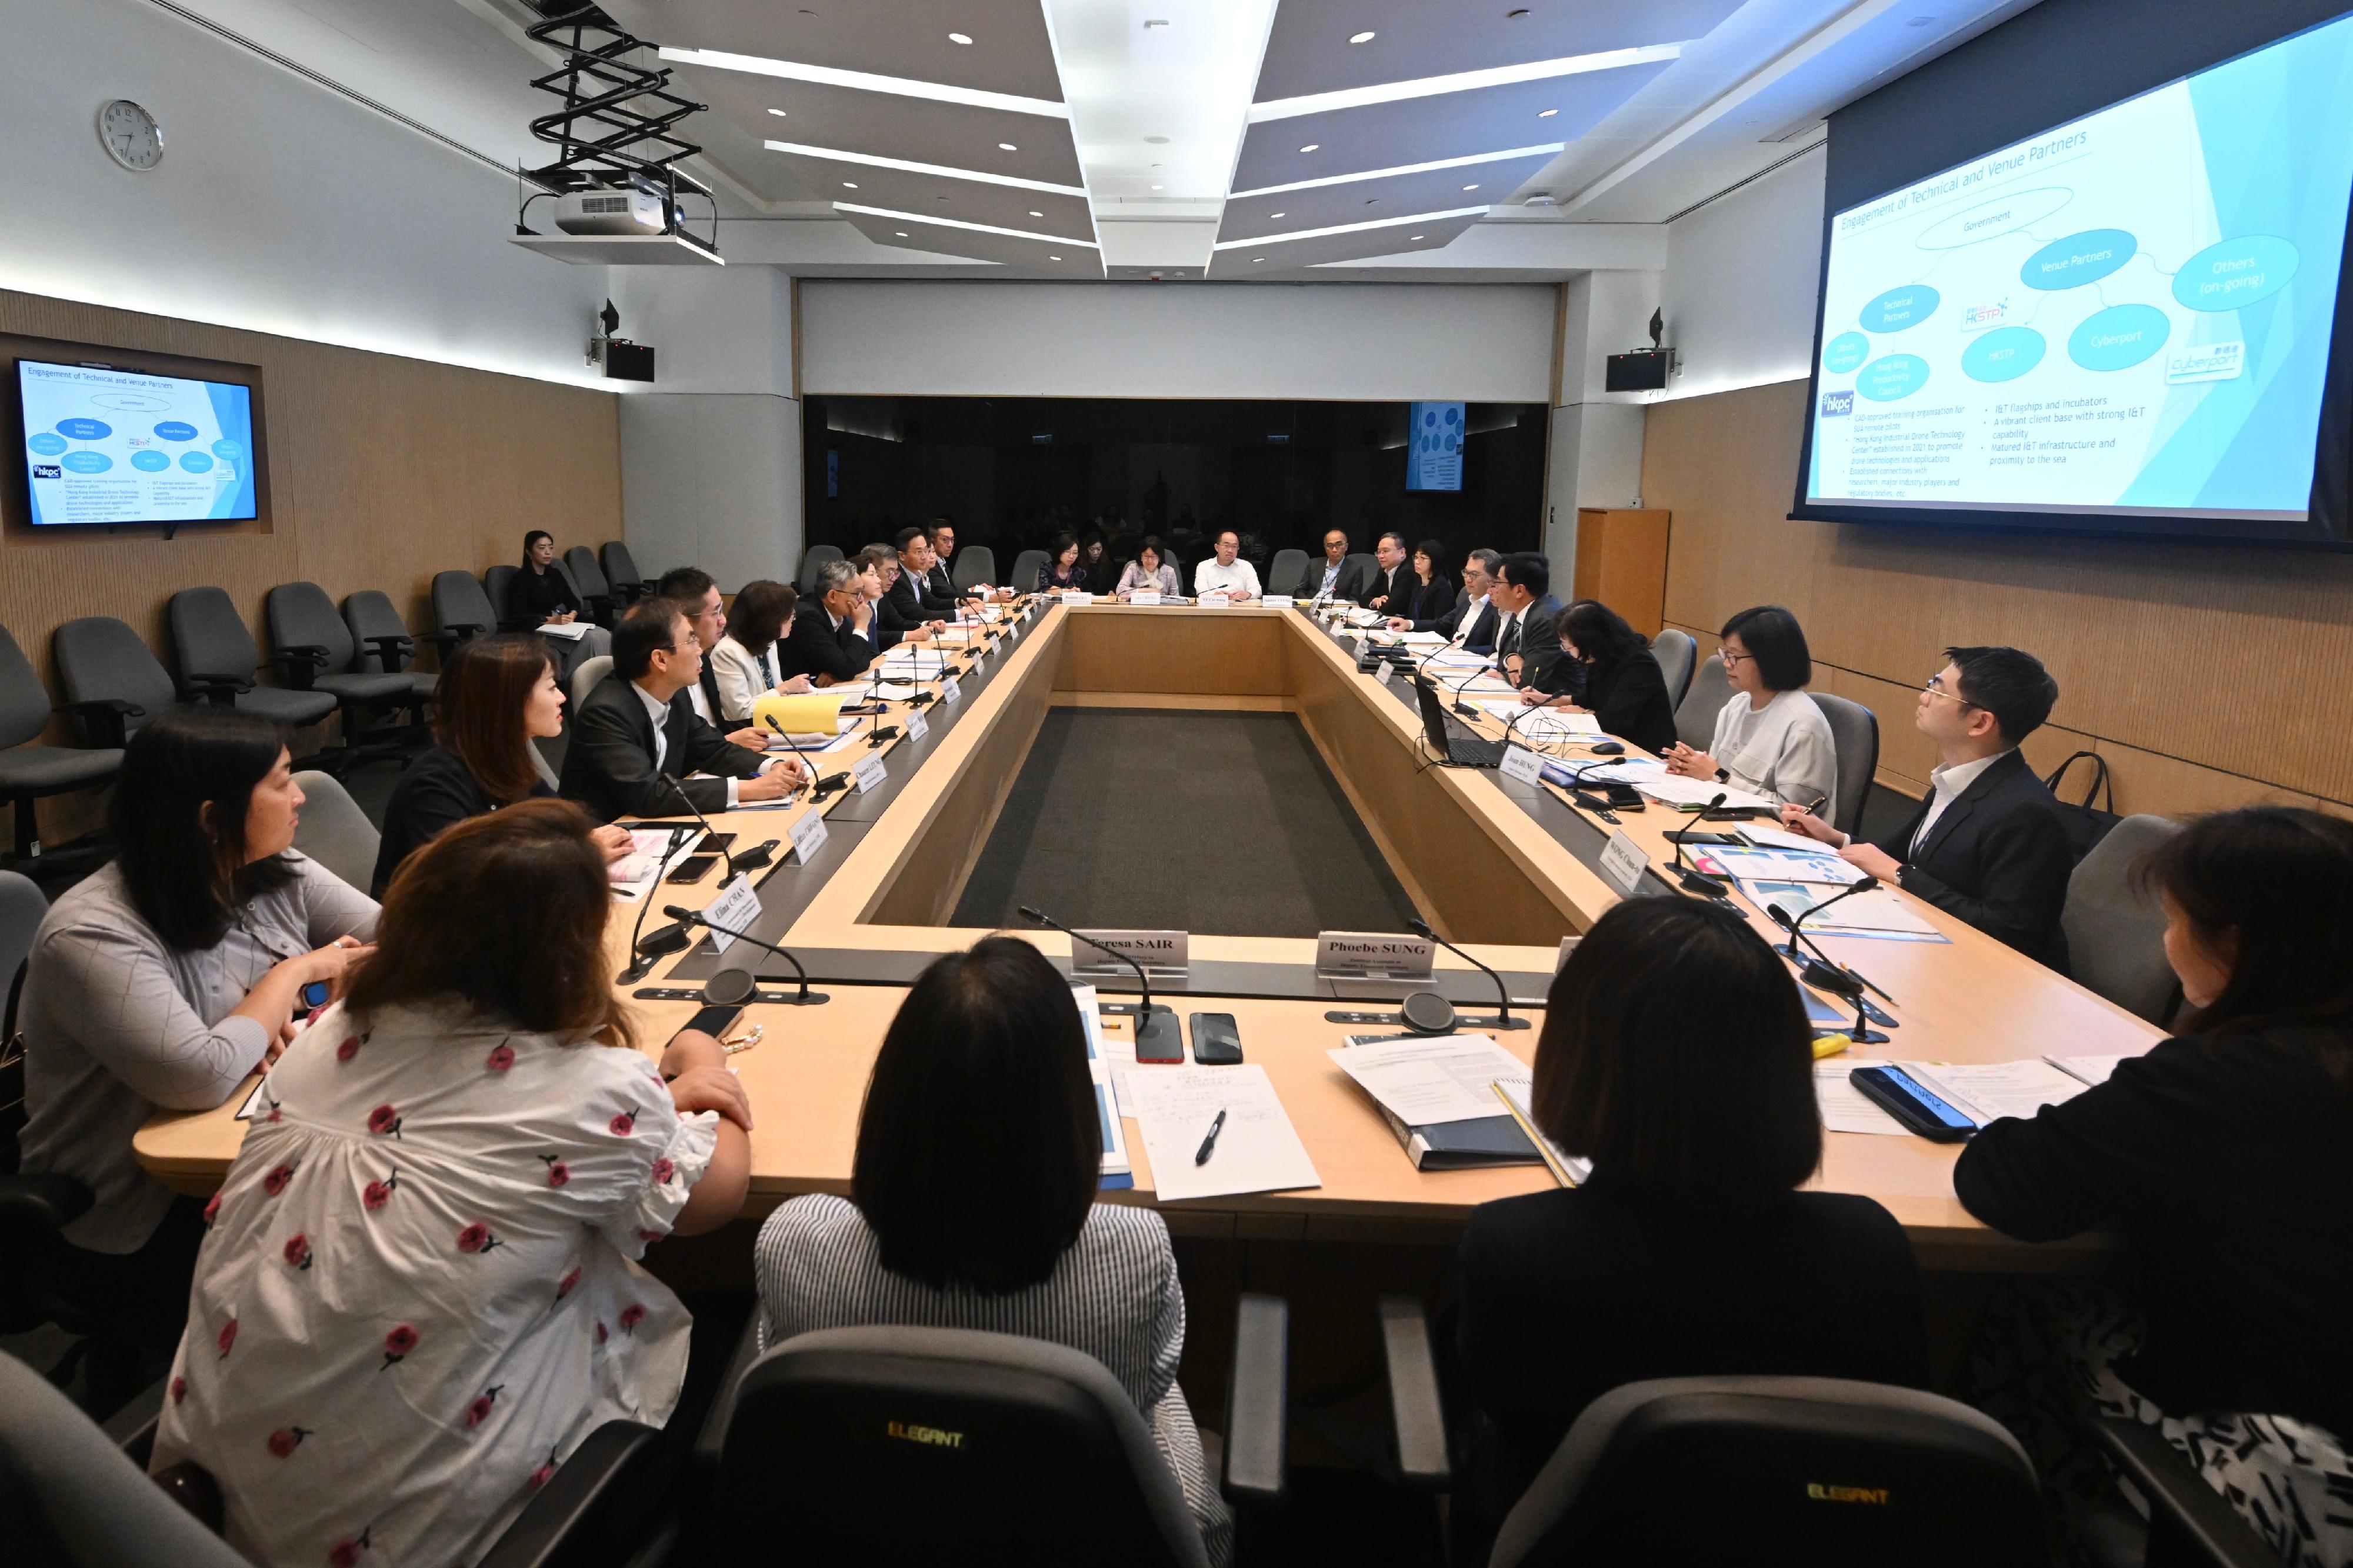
left=763, top=150, right=1095, bottom=238
left=1253, top=0, right=1745, bottom=100
left=1218, top=149, right=1560, bottom=242
left=596, top=0, right=1065, bottom=100
left=1231, top=62, right=1668, bottom=189
left=1207, top=213, right=1483, bottom=278
left=835, top=205, right=1105, bottom=274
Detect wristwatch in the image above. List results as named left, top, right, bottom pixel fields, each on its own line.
left=1714, top=768, right=1729, bottom=783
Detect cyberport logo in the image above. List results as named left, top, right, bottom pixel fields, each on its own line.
left=1819, top=391, right=1854, bottom=418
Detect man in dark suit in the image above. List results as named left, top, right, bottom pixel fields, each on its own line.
left=1781, top=645, right=2074, bottom=969
left=1307, top=528, right=1373, bottom=602
left=1363, top=532, right=1414, bottom=615
left=892, top=526, right=963, bottom=620
left=654, top=565, right=765, bottom=746
left=1392, top=546, right=1499, bottom=653
left=560, top=598, right=802, bottom=820
left=860, top=545, right=939, bottom=653
left=1489, top=552, right=1568, bottom=695
left=776, top=558, right=878, bottom=685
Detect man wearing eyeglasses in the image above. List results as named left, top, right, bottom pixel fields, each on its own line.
left=1779, top=645, right=2075, bottom=970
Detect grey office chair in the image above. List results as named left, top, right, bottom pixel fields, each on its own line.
left=290, top=771, right=381, bottom=893
left=342, top=590, right=437, bottom=703
left=51, top=617, right=181, bottom=747
left=482, top=565, right=531, bottom=632
left=951, top=545, right=996, bottom=591
left=1008, top=549, right=1051, bottom=592
left=602, top=540, right=654, bottom=605
left=572, top=654, right=615, bottom=710
left=2063, top=813, right=2183, bottom=1023
left=1809, top=692, right=1880, bottom=838
left=1264, top=548, right=1311, bottom=598
left=796, top=545, right=844, bottom=596
left=564, top=546, right=616, bottom=625
left=1342, top=552, right=1377, bottom=599
left=1650, top=628, right=1698, bottom=710
left=1674, top=652, right=1733, bottom=750
left=530, top=742, right=561, bottom=793
left=265, top=583, right=425, bottom=752
left=0, top=626, right=121, bottom=860
left=166, top=589, right=337, bottom=731
left=431, top=571, right=501, bottom=655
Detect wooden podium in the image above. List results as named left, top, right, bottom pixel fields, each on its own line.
left=1572, top=508, right=1672, bottom=637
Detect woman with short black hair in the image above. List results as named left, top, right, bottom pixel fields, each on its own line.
left=1523, top=599, right=1678, bottom=755
left=1452, top=898, right=1927, bottom=1560
left=16, top=708, right=379, bottom=1410
left=1662, top=603, right=1838, bottom=815
left=1038, top=531, right=1088, bottom=593
left=754, top=936, right=1231, bottom=1564
left=1407, top=539, right=1455, bottom=624
left=708, top=579, right=812, bottom=722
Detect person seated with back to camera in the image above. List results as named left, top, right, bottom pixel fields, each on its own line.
left=1662, top=604, right=1838, bottom=817
left=755, top=936, right=1232, bottom=1566
left=1778, top=645, right=2074, bottom=968
left=152, top=800, right=752, bottom=1568
left=1520, top=599, right=1678, bottom=756
left=1955, top=806, right=2353, bottom=1568
left=1452, top=896, right=1928, bottom=1563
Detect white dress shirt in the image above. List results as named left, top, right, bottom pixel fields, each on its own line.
left=1315, top=560, right=1344, bottom=598
left=635, top=680, right=771, bottom=806
left=1909, top=750, right=2005, bottom=852
left=1452, top=592, right=1489, bottom=646
left=1192, top=557, right=1262, bottom=599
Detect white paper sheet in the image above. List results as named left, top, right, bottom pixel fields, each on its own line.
left=1740, top=879, right=1943, bottom=936
left=1633, top=774, right=1780, bottom=809
left=1902, top=1060, right=2090, bottom=1125
left=2046, top=1052, right=2142, bottom=1087
left=1704, top=847, right=1868, bottom=886
left=1741, top=825, right=1829, bottom=853
left=1327, top=1035, right=1533, bottom=1127
left=1126, top=1066, right=1321, bottom=1202
left=1815, top=1062, right=1911, bottom=1135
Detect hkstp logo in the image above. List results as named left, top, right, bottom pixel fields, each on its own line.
left=1820, top=390, right=1855, bottom=418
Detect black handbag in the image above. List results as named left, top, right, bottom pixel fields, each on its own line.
left=2042, top=750, right=2121, bottom=860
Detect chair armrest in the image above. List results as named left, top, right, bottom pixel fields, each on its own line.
left=105, top=1372, right=171, bottom=1464
left=0, top=1169, right=96, bottom=1236
left=1223, top=1292, right=1289, bottom=1506
left=2094, top=1418, right=2288, bottom=1568
left=475, top=1419, right=664, bottom=1568
left=271, top=646, right=331, bottom=689
left=1377, top=1295, right=1451, bottom=1490
left=693, top=1309, right=766, bottom=1477
left=182, top=674, right=253, bottom=706
left=361, top=633, right=415, bottom=673
left=434, top=624, right=487, bottom=655
left=59, top=698, right=142, bottom=749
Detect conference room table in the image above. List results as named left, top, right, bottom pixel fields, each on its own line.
left=136, top=593, right=2165, bottom=1275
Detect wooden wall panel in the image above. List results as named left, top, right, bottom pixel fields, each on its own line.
left=1644, top=379, right=2353, bottom=815
left=0, top=290, right=621, bottom=840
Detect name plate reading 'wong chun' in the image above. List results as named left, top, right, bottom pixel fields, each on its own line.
left=1072, top=929, right=1191, bottom=975
left=1315, top=930, right=1437, bottom=980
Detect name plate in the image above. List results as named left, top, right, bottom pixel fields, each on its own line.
left=904, top=706, right=931, bottom=741
left=1373, top=657, right=1397, bottom=685
left=1599, top=830, right=1649, bottom=895
left=851, top=750, right=889, bottom=794
left=788, top=808, right=831, bottom=865
left=1072, top=928, right=1190, bottom=975
left=1199, top=590, right=1232, bottom=607
left=1129, top=590, right=1162, bottom=605
left=1262, top=595, right=1296, bottom=608
left=701, top=874, right=764, bottom=955
left=1315, top=930, right=1436, bottom=980
left=1498, top=743, right=1545, bottom=785
left=941, top=672, right=963, bottom=705
left=1062, top=592, right=1095, bottom=606
left=1557, top=935, right=1582, bottom=972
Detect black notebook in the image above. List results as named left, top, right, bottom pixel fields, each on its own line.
left=1342, top=1033, right=1543, bottom=1170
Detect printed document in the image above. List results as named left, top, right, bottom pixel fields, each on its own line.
left=1328, top=1034, right=1535, bottom=1126
left=1126, top=1066, right=1321, bottom=1203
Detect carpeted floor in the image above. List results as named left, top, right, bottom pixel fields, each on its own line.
left=951, top=708, right=1421, bottom=938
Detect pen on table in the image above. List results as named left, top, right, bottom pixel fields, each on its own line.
left=1194, top=1107, right=1228, bottom=1166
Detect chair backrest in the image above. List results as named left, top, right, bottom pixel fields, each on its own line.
left=342, top=590, right=414, bottom=676
left=564, top=546, right=611, bottom=599
left=796, top=545, right=844, bottom=596
left=1808, top=692, right=1879, bottom=838
left=432, top=571, right=498, bottom=640
left=951, top=545, right=996, bottom=590
left=1342, top=552, right=1376, bottom=593
left=1009, top=549, right=1050, bottom=591
left=1265, top=548, right=1311, bottom=598
left=265, top=582, right=358, bottom=675
left=0, top=626, right=54, bottom=752
left=0, top=870, right=48, bottom=1035
left=165, top=587, right=258, bottom=690
left=289, top=772, right=381, bottom=893
left=0, top=1350, right=252, bottom=1568
left=529, top=741, right=561, bottom=792
left=715, top=1325, right=1209, bottom=1567
left=1650, top=628, right=1698, bottom=710
left=1674, top=653, right=1733, bottom=750
left=2064, top=813, right=2184, bottom=1023
left=1489, top=1376, right=2043, bottom=1568
left=602, top=540, right=645, bottom=589
left=52, top=618, right=178, bottom=738
left=572, top=655, right=615, bottom=710
left=483, top=565, right=520, bottom=623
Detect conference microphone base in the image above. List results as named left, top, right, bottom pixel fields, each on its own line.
left=1458, top=1014, right=1532, bottom=1030
left=1100, top=1002, right=1182, bottom=1056
left=631, top=986, right=831, bottom=1006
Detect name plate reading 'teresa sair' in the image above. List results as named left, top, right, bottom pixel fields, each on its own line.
left=1071, top=929, right=1189, bottom=975
left=1315, top=930, right=1436, bottom=980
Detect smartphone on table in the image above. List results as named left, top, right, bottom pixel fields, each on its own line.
left=684, top=1003, right=742, bottom=1039
left=665, top=854, right=718, bottom=885
left=1188, top=1013, right=1243, bottom=1066
left=696, top=832, right=736, bottom=854
left=1849, top=1066, right=1978, bottom=1142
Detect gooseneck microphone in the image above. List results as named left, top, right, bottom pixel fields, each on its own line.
left=1765, top=890, right=1889, bottom=1043
left=1019, top=905, right=1182, bottom=1058
left=1669, top=793, right=1732, bottom=898
left=618, top=824, right=695, bottom=983
left=1772, top=876, right=1881, bottom=974
left=1406, top=918, right=1530, bottom=1031
left=658, top=772, right=744, bottom=885
left=665, top=905, right=826, bottom=1006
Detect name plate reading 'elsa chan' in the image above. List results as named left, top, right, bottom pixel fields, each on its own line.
left=904, top=705, right=930, bottom=741
left=1129, top=590, right=1162, bottom=605
left=1071, top=929, right=1190, bottom=975
left=1599, top=830, right=1649, bottom=895
left=788, top=808, right=830, bottom=865
left=1315, top=930, right=1437, bottom=980
left=701, top=874, right=764, bottom=955
left=851, top=750, right=889, bottom=793
left=1498, top=743, right=1546, bottom=786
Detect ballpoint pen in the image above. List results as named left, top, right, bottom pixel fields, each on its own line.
left=1194, top=1108, right=1228, bottom=1166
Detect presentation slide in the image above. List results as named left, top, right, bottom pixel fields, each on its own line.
left=20, top=359, right=256, bottom=526
left=1805, top=13, right=2353, bottom=523
left=1405, top=401, right=1465, bottom=491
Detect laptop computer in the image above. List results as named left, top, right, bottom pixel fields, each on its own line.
left=1411, top=674, right=1505, bottom=768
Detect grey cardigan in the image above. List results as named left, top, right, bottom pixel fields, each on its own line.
left=16, top=855, right=378, bottom=1252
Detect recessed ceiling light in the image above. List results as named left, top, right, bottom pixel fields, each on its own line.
left=1145, top=135, right=1171, bottom=144
left=1254, top=256, right=1266, bottom=261
left=1212, top=204, right=1486, bottom=249
left=1253, top=43, right=1682, bottom=121
left=1350, top=31, right=1376, bottom=44
left=895, top=231, right=908, bottom=236
left=1462, top=183, right=1479, bottom=191
left=999, top=142, right=1018, bottom=151
left=948, top=32, right=972, bottom=45
left=1538, top=108, right=1558, bottom=118
left=1410, top=234, right=1425, bottom=241
left=671, top=46, right=1068, bottom=118
left=1151, top=184, right=1164, bottom=191
left=1233, top=143, right=1562, bottom=199
left=769, top=140, right=1088, bottom=196
left=1049, top=253, right=1063, bottom=259
left=768, top=108, right=788, bottom=116
left=1028, top=209, right=1044, bottom=216
left=837, top=200, right=1099, bottom=249
left=1269, top=211, right=1285, bottom=218
left=1144, top=18, right=1170, bottom=28
left=1299, top=143, right=1319, bottom=153
left=843, top=181, right=858, bottom=188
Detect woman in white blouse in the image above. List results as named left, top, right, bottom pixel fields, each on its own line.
left=707, top=579, right=811, bottom=725
left=153, top=800, right=751, bottom=1568
left=1663, top=604, right=1841, bottom=820
left=1115, top=538, right=1182, bottom=599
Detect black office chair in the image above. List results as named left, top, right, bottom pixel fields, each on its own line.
left=51, top=616, right=183, bottom=748
left=602, top=541, right=654, bottom=606
left=341, top=590, right=438, bottom=706
left=431, top=571, right=502, bottom=655
left=698, top=1296, right=1289, bottom=1564
left=1810, top=692, right=1880, bottom=840
left=2094, top=1417, right=2290, bottom=1568
left=0, top=625, right=121, bottom=863
left=264, top=583, right=426, bottom=764
left=1265, top=548, right=1311, bottom=598
left=164, top=588, right=338, bottom=736
left=796, top=545, right=844, bottom=596
left=482, top=565, right=536, bottom=633
left=564, top=546, right=618, bottom=626
left=1008, top=549, right=1051, bottom=593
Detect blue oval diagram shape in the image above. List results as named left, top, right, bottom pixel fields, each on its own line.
left=1822, top=331, right=1870, bottom=373
left=56, top=417, right=112, bottom=441
left=2021, top=228, right=2137, bottom=290
left=1961, top=326, right=2047, bottom=383
left=178, top=451, right=215, bottom=473
left=62, top=451, right=112, bottom=473
left=2172, top=235, right=2299, bottom=311
left=153, top=420, right=199, bottom=441
left=1858, top=286, right=1939, bottom=332
left=212, top=438, right=244, bottom=459
left=130, top=449, right=172, bottom=472
left=2068, top=303, right=2171, bottom=371
left=1443, top=406, right=1459, bottom=425
left=26, top=432, right=66, bottom=456
left=1857, top=353, right=1930, bottom=401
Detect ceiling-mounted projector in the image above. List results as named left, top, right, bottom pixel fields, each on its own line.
left=554, top=187, right=666, bottom=236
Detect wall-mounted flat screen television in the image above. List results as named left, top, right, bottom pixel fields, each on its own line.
left=18, top=357, right=259, bottom=528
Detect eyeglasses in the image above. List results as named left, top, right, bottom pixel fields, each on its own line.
left=1922, top=675, right=1977, bottom=709
left=1717, top=647, right=1752, bottom=666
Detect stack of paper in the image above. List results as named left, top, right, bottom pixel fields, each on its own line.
left=1328, top=1034, right=1535, bottom=1126
left=1701, top=846, right=1868, bottom=886
left=1493, top=1081, right=1592, bottom=1186
left=1632, top=773, right=1781, bottom=810
left=1815, top=1063, right=1910, bottom=1135
left=1898, top=1060, right=2089, bottom=1125
left=1124, top=1066, right=1321, bottom=1202
left=1741, top=879, right=1945, bottom=939
left=2045, top=1053, right=2142, bottom=1087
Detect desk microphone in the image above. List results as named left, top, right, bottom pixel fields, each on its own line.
left=758, top=714, right=821, bottom=804
left=618, top=823, right=695, bottom=982
left=1669, top=793, right=1732, bottom=898
left=656, top=772, right=745, bottom=885
left=1445, top=661, right=1492, bottom=717
left=1764, top=892, right=1889, bottom=1042
left=1405, top=918, right=1530, bottom=1031
left=665, top=905, right=827, bottom=1007
left=1018, top=905, right=1182, bottom=1059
